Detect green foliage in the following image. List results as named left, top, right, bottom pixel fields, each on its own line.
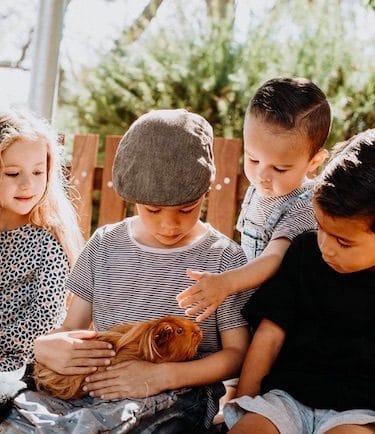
left=58, top=0, right=375, bottom=151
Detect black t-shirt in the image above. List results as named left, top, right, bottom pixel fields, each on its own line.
left=242, top=231, right=375, bottom=411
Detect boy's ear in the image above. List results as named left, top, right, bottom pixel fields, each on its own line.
left=308, top=148, right=329, bottom=173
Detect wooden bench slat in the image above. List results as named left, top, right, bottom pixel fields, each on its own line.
left=70, top=134, right=99, bottom=239
left=98, top=135, right=126, bottom=228
left=206, top=137, right=242, bottom=238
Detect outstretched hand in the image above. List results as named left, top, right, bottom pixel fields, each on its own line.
left=176, top=269, right=229, bottom=322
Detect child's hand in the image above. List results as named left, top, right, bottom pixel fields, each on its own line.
left=176, top=269, right=229, bottom=322
left=34, top=330, right=116, bottom=375
left=82, top=360, right=167, bottom=400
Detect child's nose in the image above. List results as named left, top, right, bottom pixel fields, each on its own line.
left=320, top=234, right=335, bottom=258
left=19, top=173, right=32, bottom=188
left=258, top=167, right=271, bottom=182
left=161, top=216, right=179, bottom=231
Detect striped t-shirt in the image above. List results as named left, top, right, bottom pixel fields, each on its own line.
left=237, top=181, right=316, bottom=243
left=67, top=217, right=250, bottom=354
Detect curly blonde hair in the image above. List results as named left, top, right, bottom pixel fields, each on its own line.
left=0, top=109, right=83, bottom=266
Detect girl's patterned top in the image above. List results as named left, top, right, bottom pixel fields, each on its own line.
left=0, top=225, right=69, bottom=372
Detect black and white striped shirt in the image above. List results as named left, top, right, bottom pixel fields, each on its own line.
left=67, top=217, right=250, bottom=354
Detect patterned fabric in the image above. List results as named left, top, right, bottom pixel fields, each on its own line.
left=1, top=389, right=183, bottom=433
left=236, top=181, right=316, bottom=261
left=0, top=225, right=69, bottom=372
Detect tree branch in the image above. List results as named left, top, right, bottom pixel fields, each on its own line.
left=114, top=0, right=164, bottom=48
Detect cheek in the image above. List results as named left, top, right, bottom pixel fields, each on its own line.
left=244, top=163, right=255, bottom=181
left=0, top=180, right=13, bottom=197
left=347, top=248, right=373, bottom=267
left=39, top=176, right=48, bottom=193
left=184, top=214, right=200, bottom=229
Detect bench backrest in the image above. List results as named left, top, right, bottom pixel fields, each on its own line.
left=68, top=134, right=248, bottom=240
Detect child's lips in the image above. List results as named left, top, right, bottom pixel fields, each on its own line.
left=15, top=196, right=34, bottom=201
left=324, top=258, right=339, bottom=270
left=158, top=233, right=182, bottom=242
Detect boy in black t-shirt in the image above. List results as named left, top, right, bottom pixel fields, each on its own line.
left=224, top=129, right=375, bottom=434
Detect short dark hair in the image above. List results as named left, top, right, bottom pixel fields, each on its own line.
left=247, top=77, right=331, bottom=156
left=314, top=129, right=375, bottom=232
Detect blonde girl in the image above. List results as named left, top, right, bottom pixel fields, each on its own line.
left=0, top=109, right=83, bottom=372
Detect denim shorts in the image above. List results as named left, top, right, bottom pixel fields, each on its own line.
left=131, top=386, right=209, bottom=434
left=224, top=389, right=375, bottom=434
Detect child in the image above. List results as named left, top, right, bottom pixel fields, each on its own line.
left=0, top=109, right=83, bottom=372
left=177, top=77, right=331, bottom=322
left=224, top=129, right=375, bottom=434
left=4, top=109, right=251, bottom=433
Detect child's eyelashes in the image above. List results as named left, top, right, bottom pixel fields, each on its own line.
left=336, top=238, right=352, bottom=248
left=4, top=171, right=44, bottom=177
left=146, top=208, right=194, bottom=214
left=247, top=158, right=288, bottom=173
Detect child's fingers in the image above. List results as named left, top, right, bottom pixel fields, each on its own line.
left=176, top=285, right=201, bottom=303
left=196, top=306, right=216, bottom=322
left=185, top=300, right=209, bottom=317
left=72, top=339, right=114, bottom=350
left=69, top=330, right=98, bottom=340
left=97, top=392, right=123, bottom=400
left=178, top=291, right=205, bottom=308
left=85, top=368, right=119, bottom=383
left=61, top=366, right=98, bottom=376
left=72, top=349, right=115, bottom=361
left=186, top=268, right=205, bottom=281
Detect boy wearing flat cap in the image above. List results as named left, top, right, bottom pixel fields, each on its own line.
left=30, top=110, right=251, bottom=433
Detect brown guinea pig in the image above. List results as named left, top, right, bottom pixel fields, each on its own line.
left=33, top=316, right=203, bottom=400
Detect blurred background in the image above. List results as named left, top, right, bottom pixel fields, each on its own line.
left=1, top=0, right=374, bottom=152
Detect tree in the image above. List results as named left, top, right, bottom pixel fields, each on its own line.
left=0, top=0, right=37, bottom=70
left=58, top=0, right=375, bottom=149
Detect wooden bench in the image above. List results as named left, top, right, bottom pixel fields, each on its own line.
left=67, top=134, right=249, bottom=240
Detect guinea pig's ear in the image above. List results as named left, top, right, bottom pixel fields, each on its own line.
left=154, top=324, right=174, bottom=347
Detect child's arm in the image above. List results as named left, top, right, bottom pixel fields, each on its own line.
left=236, top=318, right=285, bottom=398
left=80, top=326, right=251, bottom=400
left=177, top=237, right=291, bottom=321
left=34, top=294, right=115, bottom=375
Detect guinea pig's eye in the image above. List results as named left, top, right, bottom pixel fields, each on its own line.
left=176, top=327, right=183, bottom=335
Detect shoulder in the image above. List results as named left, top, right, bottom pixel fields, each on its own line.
left=287, top=230, right=319, bottom=259
left=206, top=225, right=245, bottom=255
left=93, top=219, right=128, bottom=238
left=88, top=219, right=129, bottom=246
left=286, top=182, right=314, bottom=210
left=24, top=226, right=69, bottom=266
left=26, top=225, right=64, bottom=250
left=291, top=229, right=317, bottom=245
left=276, top=185, right=316, bottom=231
left=205, top=225, right=247, bottom=269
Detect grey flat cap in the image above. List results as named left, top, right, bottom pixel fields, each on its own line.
left=112, top=109, right=215, bottom=206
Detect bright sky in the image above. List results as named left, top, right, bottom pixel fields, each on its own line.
left=0, top=0, right=148, bottom=108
